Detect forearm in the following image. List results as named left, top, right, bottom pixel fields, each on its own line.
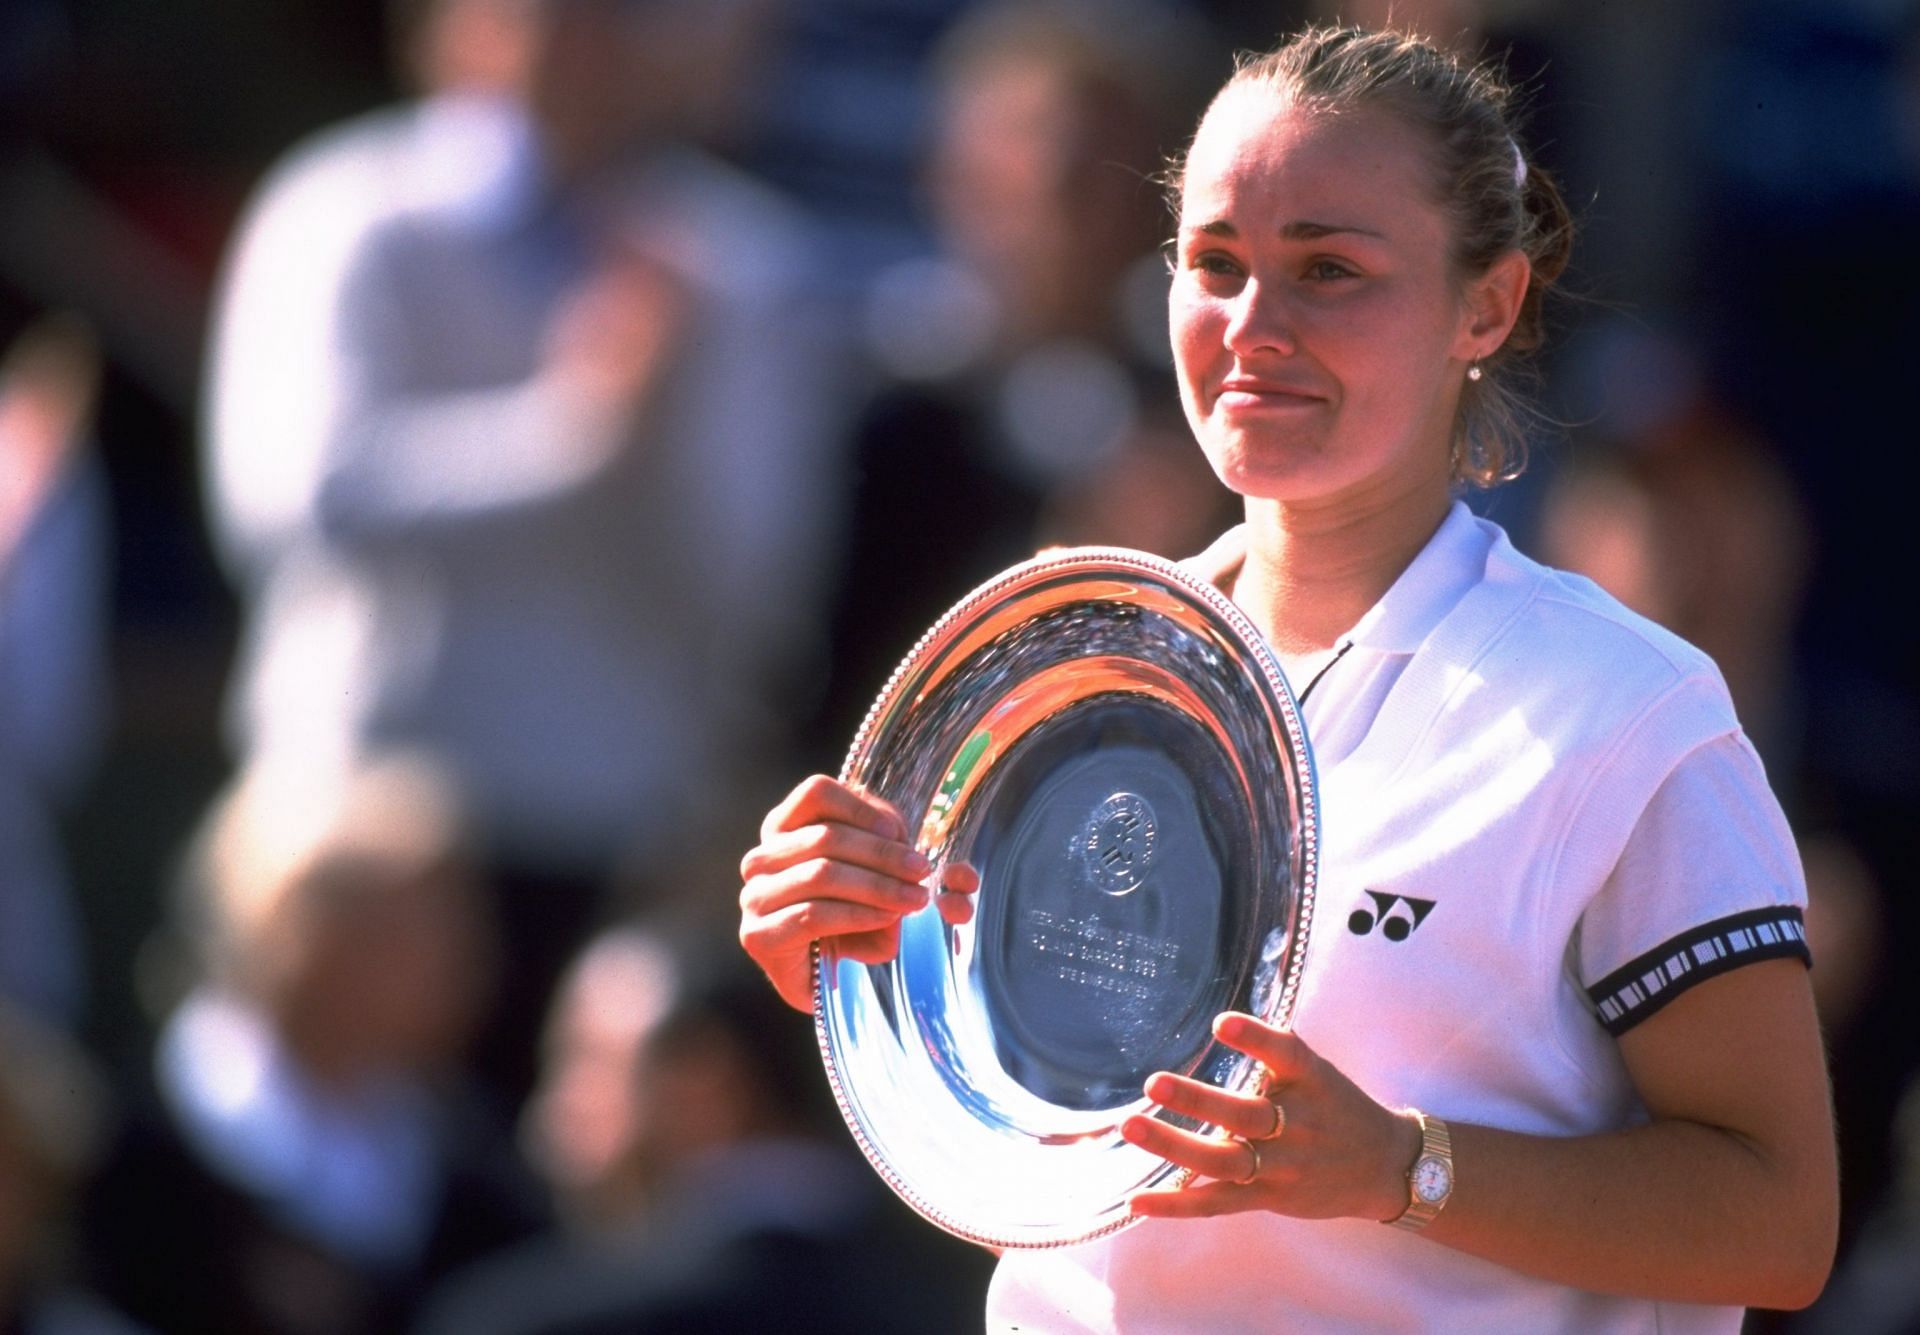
left=313, top=377, right=622, bottom=542
left=1426, top=1113, right=1835, bottom=1310
left=1423, top=961, right=1837, bottom=1309
left=1132, top=965, right=1837, bottom=1311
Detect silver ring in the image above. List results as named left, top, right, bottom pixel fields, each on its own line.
left=1266, top=1098, right=1287, bottom=1140
left=1229, top=1134, right=1263, bottom=1185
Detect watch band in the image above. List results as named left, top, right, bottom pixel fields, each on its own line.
left=1390, top=1109, right=1454, bottom=1232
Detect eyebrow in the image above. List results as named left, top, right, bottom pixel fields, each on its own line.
left=1190, top=219, right=1387, bottom=241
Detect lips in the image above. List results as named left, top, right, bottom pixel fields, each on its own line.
left=1215, top=378, right=1324, bottom=408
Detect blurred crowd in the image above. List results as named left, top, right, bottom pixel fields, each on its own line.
left=1, top=0, right=1917, bottom=1331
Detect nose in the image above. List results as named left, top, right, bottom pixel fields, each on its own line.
left=1223, top=278, right=1297, bottom=357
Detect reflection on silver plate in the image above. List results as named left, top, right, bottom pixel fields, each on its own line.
left=815, top=547, right=1319, bottom=1250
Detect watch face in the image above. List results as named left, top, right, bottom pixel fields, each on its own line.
left=1412, top=1156, right=1453, bottom=1205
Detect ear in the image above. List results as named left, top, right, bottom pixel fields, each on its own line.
left=1455, top=249, right=1531, bottom=362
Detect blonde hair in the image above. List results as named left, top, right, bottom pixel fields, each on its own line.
left=179, top=751, right=473, bottom=991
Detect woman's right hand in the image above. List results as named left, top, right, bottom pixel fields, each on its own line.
left=739, top=775, right=978, bottom=1012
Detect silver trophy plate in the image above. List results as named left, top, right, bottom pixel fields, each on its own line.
left=815, top=547, right=1319, bottom=1249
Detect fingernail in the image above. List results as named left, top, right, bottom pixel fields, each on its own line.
left=906, top=850, right=933, bottom=876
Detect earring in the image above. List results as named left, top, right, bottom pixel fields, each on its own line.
left=1466, top=361, right=1483, bottom=383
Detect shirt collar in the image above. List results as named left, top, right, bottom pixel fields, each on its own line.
left=1183, top=498, right=1491, bottom=657
left=1344, top=499, right=1492, bottom=655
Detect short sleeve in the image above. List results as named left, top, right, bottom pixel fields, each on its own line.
left=1577, top=731, right=1810, bottom=1036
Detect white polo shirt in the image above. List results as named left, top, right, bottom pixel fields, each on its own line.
left=987, top=502, right=1808, bottom=1334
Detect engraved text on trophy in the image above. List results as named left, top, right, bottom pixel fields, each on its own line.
left=1024, top=907, right=1182, bottom=1003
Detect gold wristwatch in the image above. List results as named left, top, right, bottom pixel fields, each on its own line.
left=1390, top=1109, right=1454, bottom=1231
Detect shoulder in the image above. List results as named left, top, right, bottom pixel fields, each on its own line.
left=1484, top=519, right=1715, bottom=674
left=634, top=148, right=822, bottom=295
left=1179, top=524, right=1246, bottom=592
left=219, top=103, right=458, bottom=303
left=237, top=104, right=423, bottom=231
left=1370, top=517, right=1750, bottom=831
left=1471, top=519, right=1737, bottom=736
left=244, top=96, right=577, bottom=256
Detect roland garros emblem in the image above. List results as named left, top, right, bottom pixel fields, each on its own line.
left=1081, top=793, right=1158, bottom=896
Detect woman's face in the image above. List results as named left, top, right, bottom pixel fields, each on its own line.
left=1170, top=88, right=1498, bottom=510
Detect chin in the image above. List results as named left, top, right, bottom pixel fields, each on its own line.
left=1200, top=421, right=1331, bottom=494
left=1205, top=446, right=1324, bottom=503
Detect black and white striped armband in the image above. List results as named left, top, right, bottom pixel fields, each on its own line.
left=1588, top=907, right=1810, bottom=1036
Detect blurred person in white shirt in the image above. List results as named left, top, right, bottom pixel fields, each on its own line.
left=201, top=0, right=850, bottom=1108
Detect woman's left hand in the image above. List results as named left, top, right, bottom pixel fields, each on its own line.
left=1123, top=1012, right=1420, bottom=1223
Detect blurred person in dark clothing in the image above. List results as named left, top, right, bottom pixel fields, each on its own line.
left=1682, top=12, right=1920, bottom=1275
left=77, top=753, right=547, bottom=1335
left=1533, top=380, right=1900, bottom=1281
left=0, top=1002, right=143, bottom=1335
left=201, top=0, right=849, bottom=1111
left=806, top=0, right=1232, bottom=763
left=415, top=924, right=995, bottom=1335
left=0, top=314, right=112, bottom=1029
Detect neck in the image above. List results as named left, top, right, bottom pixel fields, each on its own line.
left=1233, top=485, right=1452, bottom=659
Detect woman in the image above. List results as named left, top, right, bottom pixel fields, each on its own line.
left=739, top=26, right=1836, bottom=1331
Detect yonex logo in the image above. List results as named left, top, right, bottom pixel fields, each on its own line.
left=1348, top=891, right=1435, bottom=941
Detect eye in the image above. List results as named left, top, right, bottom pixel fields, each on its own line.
left=1303, top=258, right=1360, bottom=282
left=1183, top=250, right=1245, bottom=287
